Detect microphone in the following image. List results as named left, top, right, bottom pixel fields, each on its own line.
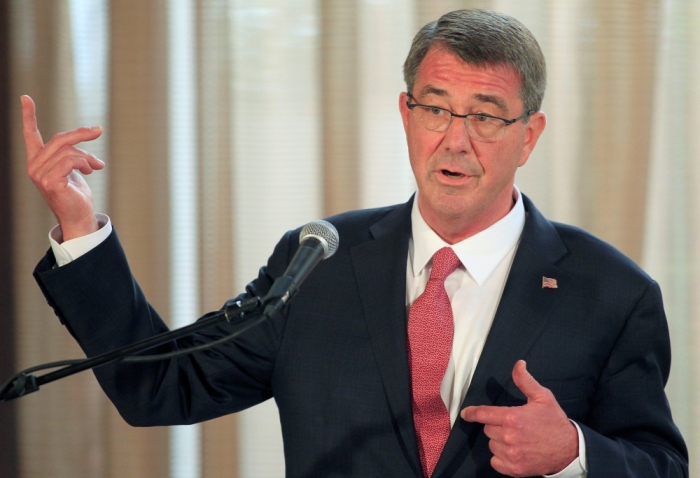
left=262, top=220, right=339, bottom=318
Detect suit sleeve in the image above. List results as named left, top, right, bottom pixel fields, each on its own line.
left=579, top=280, right=688, bottom=477
left=33, top=227, right=296, bottom=426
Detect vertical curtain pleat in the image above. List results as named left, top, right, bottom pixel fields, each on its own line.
left=520, top=0, right=584, bottom=224
left=494, top=0, right=553, bottom=216
left=0, top=0, right=17, bottom=475
left=107, top=1, right=171, bottom=476
left=11, top=2, right=106, bottom=476
left=196, top=1, right=239, bottom=476
left=69, top=0, right=110, bottom=216
left=321, top=0, right=360, bottom=216
left=358, top=0, right=415, bottom=209
left=642, top=1, right=700, bottom=472
left=229, top=1, right=321, bottom=476
left=687, top=6, right=700, bottom=471
left=579, top=0, right=659, bottom=263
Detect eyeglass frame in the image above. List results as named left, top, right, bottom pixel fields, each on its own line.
left=405, top=92, right=535, bottom=142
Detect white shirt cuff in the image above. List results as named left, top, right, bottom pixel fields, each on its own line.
left=48, top=214, right=112, bottom=267
left=543, top=420, right=587, bottom=478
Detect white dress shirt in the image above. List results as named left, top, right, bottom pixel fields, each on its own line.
left=49, top=188, right=585, bottom=477
left=49, top=213, right=112, bottom=267
left=407, top=187, right=586, bottom=478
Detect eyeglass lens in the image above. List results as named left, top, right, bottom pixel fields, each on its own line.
left=412, top=106, right=506, bottom=142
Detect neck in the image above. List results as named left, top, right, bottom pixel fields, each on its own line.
left=418, top=189, right=517, bottom=245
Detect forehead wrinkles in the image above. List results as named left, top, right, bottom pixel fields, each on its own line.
left=416, top=85, right=508, bottom=112
left=415, top=51, right=522, bottom=111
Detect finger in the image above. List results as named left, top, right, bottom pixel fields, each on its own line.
left=512, top=360, right=550, bottom=402
left=21, top=95, right=44, bottom=158
left=461, top=405, right=507, bottom=426
left=21, top=95, right=103, bottom=173
left=71, top=156, right=97, bottom=175
left=490, top=448, right=528, bottom=478
left=36, top=144, right=103, bottom=176
left=488, top=438, right=508, bottom=459
left=30, top=145, right=103, bottom=186
left=482, top=423, right=504, bottom=441
left=40, top=126, right=102, bottom=163
left=489, top=455, right=509, bottom=476
left=82, top=150, right=105, bottom=170
left=47, top=155, right=96, bottom=179
left=489, top=432, right=528, bottom=466
left=38, top=156, right=94, bottom=195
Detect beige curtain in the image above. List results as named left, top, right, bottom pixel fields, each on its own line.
left=107, top=2, right=173, bottom=477
left=10, top=0, right=700, bottom=476
left=10, top=1, right=114, bottom=477
left=642, top=0, right=700, bottom=468
left=196, top=1, right=240, bottom=477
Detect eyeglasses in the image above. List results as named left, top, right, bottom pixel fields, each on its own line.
left=406, top=93, right=534, bottom=143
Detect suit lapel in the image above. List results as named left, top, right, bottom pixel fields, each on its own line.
left=434, top=196, right=570, bottom=477
left=349, top=199, right=423, bottom=477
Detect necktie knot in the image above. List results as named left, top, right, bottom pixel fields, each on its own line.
left=429, top=247, right=461, bottom=282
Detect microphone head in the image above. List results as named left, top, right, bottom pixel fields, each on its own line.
left=299, top=220, right=339, bottom=259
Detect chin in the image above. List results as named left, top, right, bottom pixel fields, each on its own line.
left=431, top=195, right=475, bottom=219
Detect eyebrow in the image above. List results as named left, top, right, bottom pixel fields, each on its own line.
left=416, top=86, right=509, bottom=114
left=417, top=85, right=449, bottom=98
left=474, top=93, right=508, bottom=113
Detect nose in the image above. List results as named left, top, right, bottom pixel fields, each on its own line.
left=440, top=116, right=473, bottom=154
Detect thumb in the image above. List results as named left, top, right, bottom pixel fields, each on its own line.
left=512, top=360, right=549, bottom=402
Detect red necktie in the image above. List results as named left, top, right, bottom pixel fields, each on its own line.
left=408, top=246, right=461, bottom=478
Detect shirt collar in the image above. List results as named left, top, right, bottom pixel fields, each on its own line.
left=409, top=186, right=526, bottom=286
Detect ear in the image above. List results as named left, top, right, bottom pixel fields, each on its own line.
left=518, top=111, right=546, bottom=167
left=399, top=91, right=411, bottom=135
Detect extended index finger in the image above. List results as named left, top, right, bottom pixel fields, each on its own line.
left=21, top=95, right=44, bottom=158
left=460, top=405, right=508, bottom=426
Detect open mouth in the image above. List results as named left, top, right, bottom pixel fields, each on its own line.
left=441, top=169, right=465, bottom=178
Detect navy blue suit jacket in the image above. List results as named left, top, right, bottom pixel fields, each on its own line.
left=34, top=195, right=688, bottom=477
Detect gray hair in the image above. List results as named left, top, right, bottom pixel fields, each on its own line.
left=403, top=9, right=546, bottom=115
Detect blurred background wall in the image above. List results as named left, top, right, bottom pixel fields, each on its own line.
left=1, top=0, right=698, bottom=477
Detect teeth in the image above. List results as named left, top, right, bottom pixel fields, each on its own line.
left=442, top=169, right=464, bottom=177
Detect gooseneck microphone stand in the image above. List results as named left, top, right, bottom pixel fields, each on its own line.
left=0, top=296, right=264, bottom=402
left=1, top=219, right=340, bottom=403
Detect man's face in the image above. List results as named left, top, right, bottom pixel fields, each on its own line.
left=400, top=47, right=545, bottom=242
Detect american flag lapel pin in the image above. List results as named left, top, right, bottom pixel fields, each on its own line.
left=542, top=276, right=558, bottom=289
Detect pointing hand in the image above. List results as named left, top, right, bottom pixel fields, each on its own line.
left=461, top=360, right=578, bottom=477
left=22, top=95, right=105, bottom=241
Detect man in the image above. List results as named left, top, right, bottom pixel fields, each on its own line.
left=24, top=9, right=687, bottom=478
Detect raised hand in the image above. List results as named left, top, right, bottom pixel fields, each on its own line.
left=22, top=95, right=105, bottom=241
left=461, top=360, right=578, bottom=477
